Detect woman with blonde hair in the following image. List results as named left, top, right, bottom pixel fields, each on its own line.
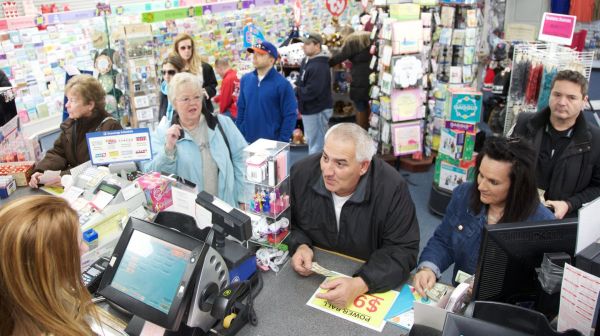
left=0, top=195, right=99, bottom=336
left=171, top=33, right=218, bottom=99
left=329, top=31, right=374, bottom=130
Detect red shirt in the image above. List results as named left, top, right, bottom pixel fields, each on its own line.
left=214, top=68, right=239, bottom=118
left=570, top=0, right=595, bottom=22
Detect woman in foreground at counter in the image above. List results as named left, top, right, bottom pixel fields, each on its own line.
left=0, top=195, right=99, bottom=335
left=414, top=136, right=555, bottom=296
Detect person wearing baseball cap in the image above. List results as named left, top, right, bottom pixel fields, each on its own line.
left=236, top=41, right=297, bottom=143
left=297, top=31, right=333, bottom=154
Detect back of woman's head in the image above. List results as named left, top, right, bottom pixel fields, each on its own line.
left=470, top=136, right=539, bottom=222
left=65, top=74, right=106, bottom=116
left=0, top=196, right=96, bottom=336
left=342, top=31, right=371, bottom=54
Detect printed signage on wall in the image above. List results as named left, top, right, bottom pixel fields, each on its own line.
left=86, top=128, right=153, bottom=165
left=538, top=12, right=577, bottom=45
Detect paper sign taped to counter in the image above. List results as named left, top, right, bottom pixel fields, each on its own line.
left=307, top=275, right=399, bottom=332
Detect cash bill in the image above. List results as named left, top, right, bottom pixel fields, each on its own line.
left=426, top=283, right=448, bottom=302
left=454, top=270, right=473, bottom=284
left=310, top=262, right=338, bottom=277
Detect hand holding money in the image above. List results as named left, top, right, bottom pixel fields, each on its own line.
left=291, top=244, right=314, bottom=276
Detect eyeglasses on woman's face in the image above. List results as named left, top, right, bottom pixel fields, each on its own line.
left=176, top=95, right=203, bottom=105
left=178, top=45, right=192, bottom=51
left=161, top=70, right=177, bottom=76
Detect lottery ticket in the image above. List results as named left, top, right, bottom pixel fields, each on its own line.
left=311, top=262, right=338, bottom=277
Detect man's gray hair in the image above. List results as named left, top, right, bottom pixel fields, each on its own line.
left=167, top=72, right=204, bottom=105
left=325, top=123, right=377, bottom=162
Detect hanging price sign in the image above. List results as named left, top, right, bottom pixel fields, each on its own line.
left=293, top=0, right=302, bottom=27
left=361, top=0, right=369, bottom=10
left=326, top=0, right=347, bottom=17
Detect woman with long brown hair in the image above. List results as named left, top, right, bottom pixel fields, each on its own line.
left=0, top=195, right=99, bottom=336
left=329, top=31, right=374, bottom=129
left=171, top=33, right=218, bottom=99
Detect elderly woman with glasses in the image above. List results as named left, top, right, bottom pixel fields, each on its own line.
left=29, top=74, right=122, bottom=188
left=143, top=72, right=247, bottom=207
left=414, top=136, right=555, bottom=297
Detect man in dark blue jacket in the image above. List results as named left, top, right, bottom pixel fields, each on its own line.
left=297, top=32, right=333, bottom=154
left=236, top=41, right=297, bottom=143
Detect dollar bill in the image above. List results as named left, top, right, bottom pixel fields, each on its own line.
left=426, top=283, right=448, bottom=302
left=311, top=262, right=338, bottom=277
left=454, top=270, right=473, bottom=284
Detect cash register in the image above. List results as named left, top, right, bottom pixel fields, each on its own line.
left=98, top=192, right=258, bottom=336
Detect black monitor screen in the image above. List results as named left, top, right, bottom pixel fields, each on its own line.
left=99, top=217, right=205, bottom=330
left=111, top=230, right=191, bottom=314
left=473, top=218, right=577, bottom=316
left=442, top=313, right=530, bottom=336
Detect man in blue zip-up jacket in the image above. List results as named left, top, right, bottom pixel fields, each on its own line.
left=236, top=41, right=297, bottom=143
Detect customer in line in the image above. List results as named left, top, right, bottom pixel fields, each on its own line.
left=171, top=33, right=218, bottom=99
left=511, top=69, right=600, bottom=219
left=0, top=195, right=99, bottom=336
left=289, top=123, right=420, bottom=308
left=29, top=74, right=122, bottom=187
left=142, top=72, right=247, bottom=207
left=214, top=57, right=240, bottom=121
left=329, top=31, right=373, bottom=130
left=297, top=32, right=333, bottom=154
left=236, top=41, right=297, bottom=143
left=158, top=54, right=186, bottom=122
left=414, top=136, right=555, bottom=297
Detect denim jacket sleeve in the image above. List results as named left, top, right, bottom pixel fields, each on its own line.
left=418, top=183, right=471, bottom=278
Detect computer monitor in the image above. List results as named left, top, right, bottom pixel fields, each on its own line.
left=442, top=313, right=531, bottom=336
left=98, top=217, right=206, bottom=330
left=473, top=218, right=578, bottom=314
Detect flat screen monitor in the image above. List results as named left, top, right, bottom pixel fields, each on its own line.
left=473, top=218, right=578, bottom=313
left=99, top=217, right=206, bottom=330
left=442, top=313, right=530, bottom=336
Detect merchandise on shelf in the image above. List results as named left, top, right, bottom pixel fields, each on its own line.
left=244, top=139, right=290, bottom=247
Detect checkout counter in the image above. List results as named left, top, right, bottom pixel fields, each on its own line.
left=0, top=186, right=407, bottom=336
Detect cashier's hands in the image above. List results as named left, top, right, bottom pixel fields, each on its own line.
left=28, top=172, right=61, bottom=188
left=165, top=124, right=183, bottom=151
left=317, top=277, right=369, bottom=309
left=414, top=267, right=437, bottom=297
left=291, top=244, right=314, bottom=276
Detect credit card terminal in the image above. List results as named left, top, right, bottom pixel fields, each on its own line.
left=82, top=256, right=110, bottom=295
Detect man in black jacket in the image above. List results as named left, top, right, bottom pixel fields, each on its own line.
left=297, top=32, right=333, bottom=155
left=289, top=123, right=420, bottom=308
left=512, top=70, right=600, bottom=218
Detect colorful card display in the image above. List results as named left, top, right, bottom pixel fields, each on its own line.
left=391, top=120, right=423, bottom=156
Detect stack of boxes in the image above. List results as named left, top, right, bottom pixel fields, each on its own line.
left=433, top=87, right=481, bottom=191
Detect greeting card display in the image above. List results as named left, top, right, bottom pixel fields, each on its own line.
left=391, top=21, right=423, bottom=55
left=391, top=121, right=423, bottom=156
left=390, top=88, right=424, bottom=122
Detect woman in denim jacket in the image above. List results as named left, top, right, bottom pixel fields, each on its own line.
left=414, top=136, right=555, bottom=296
